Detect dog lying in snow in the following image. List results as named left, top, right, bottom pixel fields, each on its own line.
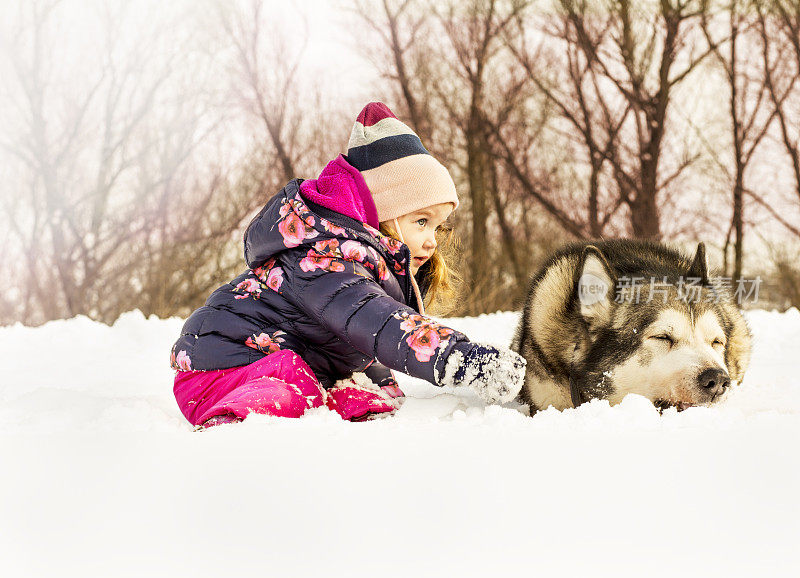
left=511, top=240, right=752, bottom=413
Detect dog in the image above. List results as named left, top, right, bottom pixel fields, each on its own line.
left=510, top=239, right=752, bottom=413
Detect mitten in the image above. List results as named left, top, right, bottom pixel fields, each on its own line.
left=440, top=343, right=526, bottom=404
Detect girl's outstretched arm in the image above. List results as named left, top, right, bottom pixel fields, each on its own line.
left=289, top=257, right=464, bottom=384
left=289, top=256, right=524, bottom=403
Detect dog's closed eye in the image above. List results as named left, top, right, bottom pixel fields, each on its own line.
left=650, top=334, right=675, bottom=347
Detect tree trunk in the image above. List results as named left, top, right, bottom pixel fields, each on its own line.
left=466, top=105, right=490, bottom=309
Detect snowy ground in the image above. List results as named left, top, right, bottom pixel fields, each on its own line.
left=1, top=309, right=798, bottom=577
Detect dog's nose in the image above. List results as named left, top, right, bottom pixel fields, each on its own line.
left=697, top=368, right=730, bottom=396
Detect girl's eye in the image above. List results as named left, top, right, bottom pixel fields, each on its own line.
left=416, top=218, right=427, bottom=227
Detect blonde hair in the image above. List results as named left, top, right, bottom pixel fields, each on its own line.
left=379, top=220, right=461, bottom=315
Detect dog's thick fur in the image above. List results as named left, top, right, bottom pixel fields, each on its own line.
left=511, top=240, right=752, bottom=413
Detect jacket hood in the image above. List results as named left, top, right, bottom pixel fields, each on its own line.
left=243, top=179, right=421, bottom=307
left=299, top=154, right=380, bottom=229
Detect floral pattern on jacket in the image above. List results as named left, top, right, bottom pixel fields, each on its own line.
left=394, top=311, right=455, bottom=362
left=230, top=257, right=285, bottom=301
left=170, top=347, right=192, bottom=371
left=170, top=178, right=471, bottom=388
left=245, top=330, right=286, bottom=355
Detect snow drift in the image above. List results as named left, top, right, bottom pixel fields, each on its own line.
left=1, top=309, right=798, bottom=577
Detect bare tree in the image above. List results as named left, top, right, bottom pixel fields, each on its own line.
left=214, top=0, right=311, bottom=183
left=757, top=0, right=800, bottom=233
left=352, top=0, right=434, bottom=141
left=431, top=0, right=531, bottom=312
left=0, top=1, right=243, bottom=324
left=1, top=0, right=195, bottom=322
left=351, top=0, right=591, bottom=312
left=0, top=0, right=349, bottom=325
left=700, top=0, right=779, bottom=280
left=495, top=6, right=631, bottom=239
left=535, top=0, right=724, bottom=239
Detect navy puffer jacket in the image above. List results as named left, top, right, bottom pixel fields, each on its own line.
left=170, top=178, right=473, bottom=389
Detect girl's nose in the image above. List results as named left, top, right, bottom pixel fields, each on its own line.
left=423, top=234, right=437, bottom=250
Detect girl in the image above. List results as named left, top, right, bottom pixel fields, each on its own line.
left=170, top=102, right=526, bottom=428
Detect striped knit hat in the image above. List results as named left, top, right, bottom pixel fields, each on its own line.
left=346, top=102, right=459, bottom=223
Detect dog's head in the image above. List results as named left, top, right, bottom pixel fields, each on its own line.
left=572, top=243, right=752, bottom=410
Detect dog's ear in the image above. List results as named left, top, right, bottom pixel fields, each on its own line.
left=576, top=245, right=616, bottom=332
left=687, top=242, right=709, bottom=285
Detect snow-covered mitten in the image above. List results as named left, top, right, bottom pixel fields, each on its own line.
left=441, top=344, right=526, bottom=404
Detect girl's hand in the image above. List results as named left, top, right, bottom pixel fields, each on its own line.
left=441, top=344, right=526, bottom=404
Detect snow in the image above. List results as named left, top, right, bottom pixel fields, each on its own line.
left=1, top=309, right=799, bottom=577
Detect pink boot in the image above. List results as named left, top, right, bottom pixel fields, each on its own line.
left=173, top=350, right=326, bottom=427
left=326, top=376, right=405, bottom=421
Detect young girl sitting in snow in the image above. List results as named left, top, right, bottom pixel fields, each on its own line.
left=170, top=102, right=526, bottom=428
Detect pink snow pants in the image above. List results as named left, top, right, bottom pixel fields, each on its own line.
left=173, top=350, right=402, bottom=428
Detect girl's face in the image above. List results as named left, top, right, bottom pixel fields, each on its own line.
left=391, top=202, right=454, bottom=275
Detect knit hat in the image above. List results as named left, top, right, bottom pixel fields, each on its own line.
left=346, top=102, right=459, bottom=222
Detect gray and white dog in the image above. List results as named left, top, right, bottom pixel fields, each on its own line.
left=511, top=239, right=752, bottom=413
